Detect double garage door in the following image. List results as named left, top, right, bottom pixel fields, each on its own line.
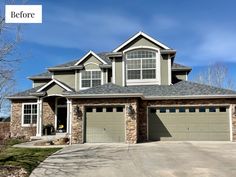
left=148, top=106, right=230, bottom=141
left=85, top=106, right=125, bottom=143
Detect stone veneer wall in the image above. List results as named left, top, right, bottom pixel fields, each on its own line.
left=232, top=104, right=236, bottom=141
left=42, top=98, right=55, bottom=127
left=10, top=100, right=37, bottom=139
left=71, top=98, right=138, bottom=144
left=138, top=99, right=236, bottom=142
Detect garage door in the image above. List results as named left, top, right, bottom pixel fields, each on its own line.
left=85, top=106, right=125, bottom=143
left=148, top=106, right=230, bottom=141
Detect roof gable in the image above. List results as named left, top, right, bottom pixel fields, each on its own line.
left=113, top=31, right=170, bottom=52
left=75, top=51, right=108, bottom=66
left=36, top=79, right=73, bottom=92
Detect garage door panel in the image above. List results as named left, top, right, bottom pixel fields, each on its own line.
left=148, top=107, right=230, bottom=141
left=86, top=107, right=125, bottom=143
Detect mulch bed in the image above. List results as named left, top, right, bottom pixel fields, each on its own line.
left=0, top=166, right=28, bottom=177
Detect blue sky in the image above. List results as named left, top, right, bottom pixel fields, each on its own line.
left=2, top=0, right=236, bottom=92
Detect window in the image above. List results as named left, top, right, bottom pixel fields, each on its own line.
left=209, top=107, right=216, bottom=112
left=86, top=107, right=93, bottom=112
left=126, top=50, right=156, bottom=80
left=22, top=103, right=37, bottom=125
left=189, top=107, right=196, bottom=113
left=219, top=107, right=227, bottom=112
left=179, top=107, right=186, bottom=113
left=199, top=107, right=206, bottom=112
left=81, top=70, right=101, bottom=88
left=169, top=108, right=176, bottom=113
left=116, top=107, right=123, bottom=112
left=96, top=107, right=103, bottom=112
left=160, top=108, right=166, bottom=113
left=106, top=107, right=113, bottom=112
left=150, top=108, right=156, bottom=113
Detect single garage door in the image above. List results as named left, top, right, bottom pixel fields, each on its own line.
left=148, top=106, right=230, bottom=141
left=85, top=106, right=125, bottom=143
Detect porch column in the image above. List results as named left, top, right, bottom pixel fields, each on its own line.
left=67, top=99, right=72, bottom=135
left=36, top=98, right=43, bottom=136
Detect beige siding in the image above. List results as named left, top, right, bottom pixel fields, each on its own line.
left=53, top=71, right=75, bottom=89
left=75, top=70, right=79, bottom=91
left=103, top=69, right=107, bottom=84
left=46, top=84, right=65, bottom=95
left=115, top=59, right=123, bottom=86
left=161, top=55, right=169, bottom=85
left=118, top=36, right=162, bottom=52
left=83, top=55, right=102, bottom=65
left=33, top=80, right=49, bottom=87
left=175, top=71, right=187, bottom=81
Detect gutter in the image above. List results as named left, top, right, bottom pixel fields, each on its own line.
left=160, top=49, right=176, bottom=55
left=144, top=95, right=236, bottom=100
left=6, top=96, right=37, bottom=100
left=66, top=93, right=144, bottom=99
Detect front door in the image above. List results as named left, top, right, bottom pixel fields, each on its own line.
left=57, top=107, right=67, bottom=132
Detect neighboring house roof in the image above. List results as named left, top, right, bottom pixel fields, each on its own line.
left=172, top=63, right=192, bottom=71
left=7, top=81, right=236, bottom=99
left=113, top=31, right=170, bottom=52
left=28, top=72, right=52, bottom=80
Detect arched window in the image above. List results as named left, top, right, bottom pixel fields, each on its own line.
left=126, top=50, right=156, bottom=80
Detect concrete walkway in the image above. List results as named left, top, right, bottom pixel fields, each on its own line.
left=13, top=140, right=68, bottom=148
left=30, top=142, right=236, bottom=177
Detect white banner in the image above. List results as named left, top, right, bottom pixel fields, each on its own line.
left=5, top=5, right=42, bottom=23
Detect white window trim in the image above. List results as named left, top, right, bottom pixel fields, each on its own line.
left=125, top=48, right=160, bottom=85
left=21, top=103, right=37, bottom=127
left=79, top=69, right=102, bottom=90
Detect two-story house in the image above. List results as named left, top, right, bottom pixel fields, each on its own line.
left=8, top=32, right=236, bottom=143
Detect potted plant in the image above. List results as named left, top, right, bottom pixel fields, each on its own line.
left=43, top=124, right=55, bottom=135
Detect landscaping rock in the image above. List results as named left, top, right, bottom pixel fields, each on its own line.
left=0, top=166, right=28, bottom=177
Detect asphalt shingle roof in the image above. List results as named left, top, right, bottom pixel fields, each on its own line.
left=78, top=81, right=236, bottom=97
left=51, top=52, right=111, bottom=68
left=8, top=80, right=236, bottom=99
left=9, top=86, right=42, bottom=98
left=172, top=63, right=192, bottom=71
left=29, top=72, right=52, bottom=79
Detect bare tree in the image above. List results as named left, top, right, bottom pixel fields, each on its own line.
left=194, top=62, right=234, bottom=89
left=0, top=1, right=21, bottom=116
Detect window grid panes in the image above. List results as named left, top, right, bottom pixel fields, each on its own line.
left=126, top=50, right=156, bottom=80
left=23, top=104, right=37, bottom=125
left=81, top=71, right=101, bottom=88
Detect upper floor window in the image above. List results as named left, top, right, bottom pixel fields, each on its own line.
left=22, top=103, right=37, bottom=126
left=81, top=70, right=101, bottom=88
left=126, top=50, right=156, bottom=80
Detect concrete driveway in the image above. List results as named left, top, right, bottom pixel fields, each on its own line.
left=30, top=142, right=236, bottom=177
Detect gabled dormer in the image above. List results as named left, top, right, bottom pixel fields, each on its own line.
left=107, top=31, right=176, bottom=86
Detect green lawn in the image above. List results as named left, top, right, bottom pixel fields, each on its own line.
left=0, top=139, right=61, bottom=176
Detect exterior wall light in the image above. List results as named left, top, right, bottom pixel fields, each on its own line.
left=75, top=105, right=82, bottom=119
left=127, top=105, right=134, bottom=115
